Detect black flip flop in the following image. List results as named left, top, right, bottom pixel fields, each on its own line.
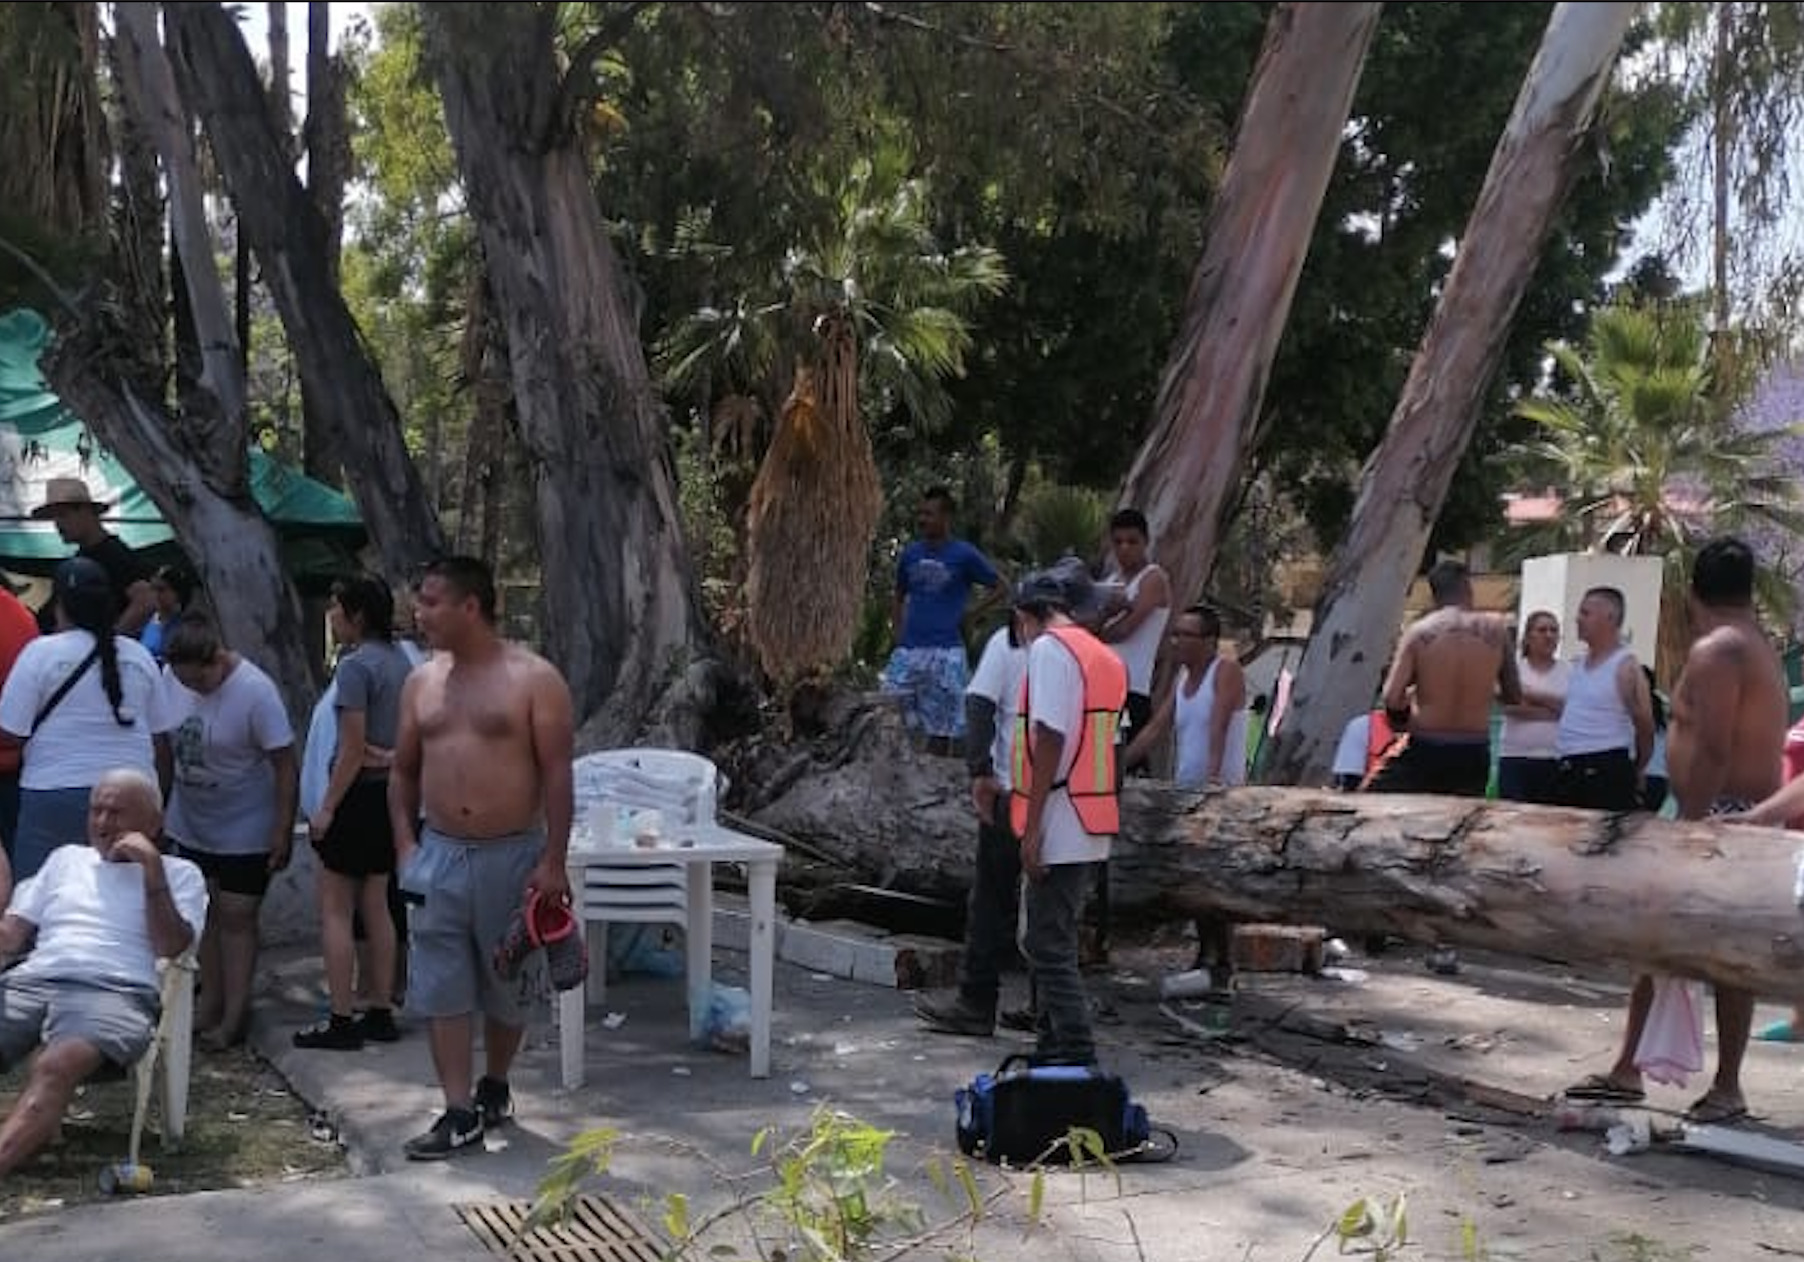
left=1563, top=1074, right=1646, bottom=1104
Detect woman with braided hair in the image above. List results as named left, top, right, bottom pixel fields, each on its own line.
left=0, top=557, right=164, bottom=887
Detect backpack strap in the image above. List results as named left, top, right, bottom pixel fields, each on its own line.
left=1115, top=1127, right=1180, bottom=1164
left=29, top=646, right=100, bottom=736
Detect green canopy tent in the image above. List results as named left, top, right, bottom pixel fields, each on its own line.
left=0, top=308, right=367, bottom=590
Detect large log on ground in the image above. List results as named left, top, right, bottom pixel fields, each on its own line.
left=736, top=702, right=974, bottom=904
left=1111, top=784, right=1804, bottom=1001
left=732, top=706, right=1804, bottom=998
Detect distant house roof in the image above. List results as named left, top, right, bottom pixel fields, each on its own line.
left=1501, top=491, right=1562, bottom=525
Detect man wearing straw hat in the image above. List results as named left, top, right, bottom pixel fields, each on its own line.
left=31, top=477, right=156, bottom=637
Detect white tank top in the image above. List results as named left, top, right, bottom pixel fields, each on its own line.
left=1110, top=564, right=1170, bottom=695
left=1555, top=646, right=1635, bottom=757
left=1174, top=658, right=1249, bottom=788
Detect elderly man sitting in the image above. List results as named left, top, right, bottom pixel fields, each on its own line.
left=0, top=768, right=205, bottom=1177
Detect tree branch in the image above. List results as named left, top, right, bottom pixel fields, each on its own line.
left=0, top=235, right=84, bottom=318
left=859, top=2, right=1013, bottom=52
left=557, top=1, right=651, bottom=124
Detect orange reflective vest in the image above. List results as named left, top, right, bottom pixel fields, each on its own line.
left=1010, top=624, right=1130, bottom=837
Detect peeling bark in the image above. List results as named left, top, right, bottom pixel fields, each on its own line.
left=1108, top=784, right=1804, bottom=1002
left=425, top=3, right=704, bottom=736
left=746, top=749, right=1804, bottom=1001
left=301, top=0, right=349, bottom=487
left=98, top=4, right=314, bottom=717
left=163, top=1, right=446, bottom=583
left=1264, top=3, right=1641, bottom=785
left=1118, top=2, right=1381, bottom=607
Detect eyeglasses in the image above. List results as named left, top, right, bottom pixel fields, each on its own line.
left=1168, top=629, right=1210, bottom=639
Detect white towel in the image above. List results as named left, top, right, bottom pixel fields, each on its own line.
left=1633, top=975, right=1705, bottom=1087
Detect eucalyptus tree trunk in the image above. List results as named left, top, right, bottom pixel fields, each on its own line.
left=1262, top=2, right=1641, bottom=787
left=1117, top=2, right=1382, bottom=607
left=747, top=730, right=1804, bottom=1002
left=301, top=0, right=350, bottom=485
left=424, top=3, right=704, bottom=737
left=1108, top=785, right=1804, bottom=1002
left=96, top=3, right=314, bottom=718
left=455, top=272, right=510, bottom=570
left=163, top=1, right=446, bottom=585
left=104, top=25, right=167, bottom=404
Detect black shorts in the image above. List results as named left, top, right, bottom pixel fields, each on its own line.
left=1550, top=750, right=1638, bottom=812
left=318, top=778, right=396, bottom=878
left=1366, top=738, right=1490, bottom=798
left=173, top=843, right=272, bottom=899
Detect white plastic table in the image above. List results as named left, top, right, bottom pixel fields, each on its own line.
left=560, top=826, right=782, bottom=1085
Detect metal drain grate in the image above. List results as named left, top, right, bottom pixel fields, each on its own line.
left=456, top=1194, right=666, bottom=1262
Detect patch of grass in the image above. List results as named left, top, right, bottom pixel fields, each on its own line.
left=0, top=1043, right=347, bottom=1220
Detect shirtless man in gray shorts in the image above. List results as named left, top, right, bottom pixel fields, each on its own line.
left=390, top=556, right=574, bottom=1161
left=1564, top=537, right=1787, bottom=1124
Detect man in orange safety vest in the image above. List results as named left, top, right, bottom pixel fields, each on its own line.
left=1007, top=560, right=1127, bottom=1067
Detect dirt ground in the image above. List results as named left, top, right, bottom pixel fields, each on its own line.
left=1076, top=925, right=1804, bottom=1259
left=0, top=1040, right=348, bottom=1220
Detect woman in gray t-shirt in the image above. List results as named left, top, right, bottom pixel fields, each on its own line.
left=296, top=576, right=416, bottom=1051
left=156, top=614, right=297, bottom=1049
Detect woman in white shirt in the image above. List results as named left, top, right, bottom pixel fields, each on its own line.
left=0, top=557, right=162, bottom=882
left=1496, top=609, right=1570, bottom=805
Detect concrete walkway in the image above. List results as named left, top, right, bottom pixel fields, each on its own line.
left=10, top=932, right=1804, bottom=1260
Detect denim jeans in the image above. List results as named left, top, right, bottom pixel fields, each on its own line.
left=956, top=796, right=1022, bottom=1013
left=1023, top=862, right=1095, bottom=1064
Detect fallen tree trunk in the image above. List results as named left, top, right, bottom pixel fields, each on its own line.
left=1113, top=784, right=1804, bottom=1001
left=739, top=727, right=1804, bottom=998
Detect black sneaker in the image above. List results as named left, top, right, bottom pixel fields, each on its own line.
left=353, top=1008, right=402, bottom=1043
left=403, top=1107, right=485, bottom=1161
left=473, top=1075, right=513, bottom=1128
left=913, top=995, right=995, bottom=1037
left=293, top=1014, right=363, bottom=1051
left=998, top=1006, right=1038, bottom=1033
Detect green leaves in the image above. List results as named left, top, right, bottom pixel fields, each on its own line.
left=1304, top=1192, right=1410, bottom=1260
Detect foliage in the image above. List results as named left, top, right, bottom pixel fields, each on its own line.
left=1503, top=299, right=1804, bottom=673
left=341, top=5, right=477, bottom=534
left=1302, top=1193, right=1409, bottom=1261
left=657, top=148, right=1008, bottom=440
left=1012, top=480, right=1111, bottom=571
left=744, top=358, right=885, bottom=686
left=529, top=1108, right=1018, bottom=1262
left=1650, top=2, right=1804, bottom=329
left=332, top=2, right=1694, bottom=681
left=0, top=3, right=107, bottom=312
left=1245, top=2, right=1691, bottom=557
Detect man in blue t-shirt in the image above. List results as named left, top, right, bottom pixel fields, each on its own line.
left=881, top=486, right=1003, bottom=751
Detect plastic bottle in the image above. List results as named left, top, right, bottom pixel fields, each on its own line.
left=1159, top=968, right=1214, bottom=1000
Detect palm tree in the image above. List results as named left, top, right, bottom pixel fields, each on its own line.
left=1503, top=300, right=1804, bottom=680
left=657, top=153, right=1007, bottom=685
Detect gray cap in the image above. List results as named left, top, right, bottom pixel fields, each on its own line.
left=1014, top=555, right=1106, bottom=622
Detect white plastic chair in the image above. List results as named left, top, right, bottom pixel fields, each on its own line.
left=562, top=748, right=726, bottom=1088
left=572, top=748, right=722, bottom=832
left=126, top=948, right=198, bottom=1153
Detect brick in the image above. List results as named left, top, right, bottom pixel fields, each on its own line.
left=1230, top=923, right=1325, bottom=974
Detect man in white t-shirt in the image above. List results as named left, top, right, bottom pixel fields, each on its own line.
left=0, top=768, right=206, bottom=1176
left=916, top=617, right=1029, bottom=1037
left=1008, top=567, right=1127, bottom=1067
